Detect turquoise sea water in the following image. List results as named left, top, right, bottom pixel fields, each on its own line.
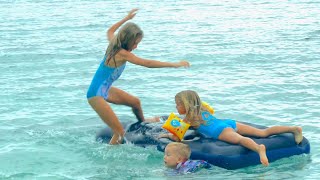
left=1, top=0, right=319, bottom=179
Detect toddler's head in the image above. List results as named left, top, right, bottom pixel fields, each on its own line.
left=164, top=142, right=191, bottom=169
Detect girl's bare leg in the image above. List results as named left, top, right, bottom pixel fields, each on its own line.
left=219, top=128, right=269, bottom=166
left=107, top=87, right=145, bottom=122
left=88, top=96, right=124, bottom=145
left=236, top=123, right=303, bottom=144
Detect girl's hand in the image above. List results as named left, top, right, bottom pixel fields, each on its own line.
left=158, top=134, right=181, bottom=142
left=145, top=116, right=160, bottom=122
left=158, top=133, right=171, bottom=139
left=126, top=8, right=138, bottom=20
left=176, top=60, right=190, bottom=68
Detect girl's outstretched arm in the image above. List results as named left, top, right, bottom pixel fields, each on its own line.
left=107, top=8, right=138, bottom=41
left=120, top=50, right=190, bottom=68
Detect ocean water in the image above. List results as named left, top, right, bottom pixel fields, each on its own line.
left=1, top=0, right=319, bottom=179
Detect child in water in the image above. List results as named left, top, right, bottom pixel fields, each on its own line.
left=87, top=9, right=190, bottom=145
left=164, top=142, right=211, bottom=174
left=162, top=90, right=303, bottom=166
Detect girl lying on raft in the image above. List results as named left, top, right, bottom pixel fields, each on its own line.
left=156, top=90, right=303, bottom=167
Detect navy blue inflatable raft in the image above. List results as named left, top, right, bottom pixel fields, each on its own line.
left=96, top=119, right=310, bottom=170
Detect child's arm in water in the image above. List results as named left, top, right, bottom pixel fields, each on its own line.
left=107, top=9, right=138, bottom=41
left=159, top=133, right=181, bottom=142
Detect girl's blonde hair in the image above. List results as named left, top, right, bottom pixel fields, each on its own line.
left=167, top=142, right=191, bottom=160
left=106, top=22, right=143, bottom=67
left=175, top=90, right=205, bottom=127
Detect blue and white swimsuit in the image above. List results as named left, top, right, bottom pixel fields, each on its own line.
left=197, top=111, right=237, bottom=139
left=87, top=56, right=126, bottom=100
left=165, top=160, right=211, bottom=175
left=176, top=160, right=211, bottom=174
left=164, top=160, right=211, bottom=175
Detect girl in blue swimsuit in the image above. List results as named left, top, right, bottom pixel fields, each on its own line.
left=162, top=90, right=303, bottom=167
left=87, top=9, right=190, bottom=145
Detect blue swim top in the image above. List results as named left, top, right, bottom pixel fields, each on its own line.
left=197, top=111, right=237, bottom=139
left=87, top=56, right=126, bottom=100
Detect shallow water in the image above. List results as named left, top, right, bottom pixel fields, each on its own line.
left=1, top=0, right=319, bottom=179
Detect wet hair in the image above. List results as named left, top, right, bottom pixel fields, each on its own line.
left=175, top=90, right=205, bottom=127
left=105, top=22, right=144, bottom=67
left=167, top=142, right=191, bottom=160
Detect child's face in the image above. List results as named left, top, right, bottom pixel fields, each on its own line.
left=175, top=98, right=186, bottom=115
left=164, top=145, right=183, bottom=169
left=130, top=38, right=142, bottom=51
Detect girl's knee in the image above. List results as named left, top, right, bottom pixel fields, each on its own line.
left=238, top=137, right=247, bottom=144
left=238, top=136, right=254, bottom=145
left=260, top=130, right=270, bottom=138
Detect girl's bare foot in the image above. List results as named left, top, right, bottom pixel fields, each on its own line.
left=258, top=144, right=269, bottom=166
left=294, top=126, right=303, bottom=144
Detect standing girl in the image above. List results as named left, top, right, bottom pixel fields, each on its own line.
left=163, top=90, right=303, bottom=166
left=87, top=9, right=190, bottom=145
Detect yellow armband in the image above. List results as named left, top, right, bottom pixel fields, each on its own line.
left=162, top=113, right=190, bottom=140
left=201, top=101, right=214, bottom=114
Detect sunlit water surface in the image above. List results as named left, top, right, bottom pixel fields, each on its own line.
left=1, top=0, right=319, bottom=179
